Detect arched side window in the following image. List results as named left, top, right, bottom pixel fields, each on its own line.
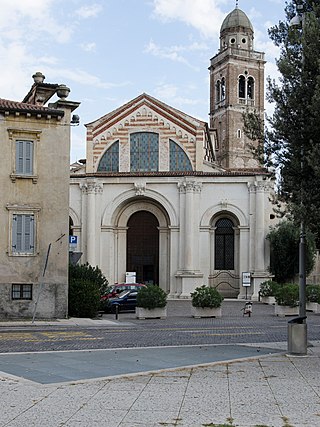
left=247, top=76, right=254, bottom=99
left=169, top=140, right=192, bottom=171
left=97, top=140, right=119, bottom=172
left=215, top=218, right=234, bottom=270
left=221, top=77, right=226, bottom=101
left=215, top=78, right=226, bottom=103
left=239, top=75, right=246, bottom=99
left=130, top=132, right=159, bottom=172
left=215, top=80, right=221, bottom=103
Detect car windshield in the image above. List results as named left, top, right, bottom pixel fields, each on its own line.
left=117, top=290, right=131, bottom=299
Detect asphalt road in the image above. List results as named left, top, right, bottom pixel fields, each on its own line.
left=0, top=300, right=319, bottom=354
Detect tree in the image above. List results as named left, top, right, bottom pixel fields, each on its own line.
left=244, top=1, right=320, bottom=241
left=267, top=220, right=315, bottom=283
left=69, top=263, right=109, bottom=297
left=68, top=263, right=109, bottom=317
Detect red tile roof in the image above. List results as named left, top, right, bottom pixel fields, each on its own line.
left=0, top=98, right=64, bottom=117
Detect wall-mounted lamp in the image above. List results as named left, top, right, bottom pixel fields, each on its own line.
left=71, top=114, right=80, bottom=126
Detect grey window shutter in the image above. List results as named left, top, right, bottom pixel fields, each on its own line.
left=25, top=141, right=33, bottom=174
left=15, top=141, right=33, bottom=175
left=12, top=214, right=18, bottom=252
left=16, top=215, right=23, bottom=251
left=16, top=141, right=24, bottom=174
left=23, top=215, right=34, bottom=252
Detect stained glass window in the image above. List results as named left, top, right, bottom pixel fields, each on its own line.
left=215, top=218, right=234, bottom=270
left=170, top=140, right=192, bottom=171
left=130, top=132, right=159, bottom=172
left=97, top=141, right=119, bottom=172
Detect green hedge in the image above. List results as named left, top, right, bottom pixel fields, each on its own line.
left=274, top=283, right=299, bottom=307
left=136, top=285, right=167, bottom=309
left=306, top=285, right=320, bottom=303
left=191, top=285, right=224, bottom=308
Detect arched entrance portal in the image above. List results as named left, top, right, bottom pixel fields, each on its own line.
left=127, top=211, right=159, bottom=284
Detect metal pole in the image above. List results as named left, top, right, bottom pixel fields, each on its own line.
left=299, top=220, right=306, bottom=319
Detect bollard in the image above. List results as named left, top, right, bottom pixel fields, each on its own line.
left=115, top=304, right=119, bottom=320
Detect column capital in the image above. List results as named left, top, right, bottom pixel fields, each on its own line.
left=178, top=179, right=202, bottom=193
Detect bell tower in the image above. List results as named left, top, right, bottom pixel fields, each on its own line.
left=209, top=6, right=265, bottom=169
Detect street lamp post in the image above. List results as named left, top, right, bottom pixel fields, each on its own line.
left=289, top=3, right=307, bottom=355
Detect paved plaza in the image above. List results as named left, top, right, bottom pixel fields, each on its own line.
left=0, top=301, right=319, bottom=426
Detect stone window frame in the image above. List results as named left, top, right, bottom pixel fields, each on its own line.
left=6, top=204, right=41, bottom=256
left=8, top=128, right=41, bottom=184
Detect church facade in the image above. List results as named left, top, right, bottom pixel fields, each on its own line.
left=69, top=7, right=275, bottom=300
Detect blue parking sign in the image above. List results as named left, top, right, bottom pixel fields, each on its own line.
left=69, top=235, right=78, bottom=244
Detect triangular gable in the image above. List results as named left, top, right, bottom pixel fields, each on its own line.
left=86, top=93, right=206, bottom=138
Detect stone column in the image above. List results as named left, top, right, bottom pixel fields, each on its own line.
left=176, top=179, right=203, bottom=297
left=85, top=181, right=102, bottom=267
left=255, top=182, right=266, bottom=272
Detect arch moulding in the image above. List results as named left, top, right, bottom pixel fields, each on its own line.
left=200, top=202, right=247, bottom=228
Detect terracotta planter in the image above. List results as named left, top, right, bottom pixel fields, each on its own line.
left=260, top=296, right=276, bottom=305
left=135, top=306, right=167, bottom=319
left=191, top=306, right=222, bottom=318
left=275, top=304, right=299, bottom=317
left=306, top=302, right=320, bottom=313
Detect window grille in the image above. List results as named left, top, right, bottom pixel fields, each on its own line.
left=215, top=218, right=234, bottom=270
left=12, top=284, right=33, bottom=300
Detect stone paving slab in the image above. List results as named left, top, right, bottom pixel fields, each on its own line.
left=0, top=342, right=319, bottom=427
left=0, top=344, right=281, bottom=384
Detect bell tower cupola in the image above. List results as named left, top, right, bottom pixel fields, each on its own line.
left=209, top=6, right=265, bottom=169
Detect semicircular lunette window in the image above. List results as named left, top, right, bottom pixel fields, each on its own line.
left=169, top=140, right=192, bottom=171
left=215, top=218, right=234, bottom=270
left=97, top=140, right=119, bottom=172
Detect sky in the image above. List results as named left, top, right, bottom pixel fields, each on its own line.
left=0, top=0, right=287, bottom=163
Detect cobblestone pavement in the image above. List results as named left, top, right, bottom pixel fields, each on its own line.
left=0, top=301, right=319, bottom=353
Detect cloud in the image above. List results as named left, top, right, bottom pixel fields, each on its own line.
left=152, top=0, right=227, bottom=39
left=48, top=68, right=131, bottom=90
left=80, top=42, right=97, bottom=52
left=153, top=83, right=202, bottom=108
left=145, top=40, right=204, bottom=70
left=75, top=4, right=103, bottom=19
left=0, top=0, right=74, bottom=43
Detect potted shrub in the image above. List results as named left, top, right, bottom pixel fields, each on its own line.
left=190, top=285, right=223, bottom=318
left=135, top=285, right=167, bottom=319
left=306, top=285, right=320, bottom=313
left=274, top=283, right=299, bottom=316
left=259, top=280, right=279, bottom=305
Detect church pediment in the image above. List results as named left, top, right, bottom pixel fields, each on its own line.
left=85, top=94, right=217, bottom=174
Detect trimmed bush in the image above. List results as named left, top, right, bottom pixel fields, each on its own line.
left=136, top=285, right=167, bottom=309
left=306, top=285, right=320, bottom=303
left=259, top=280, right=280, bottom=297
left=191, top=285, right=224, bottom=309
left=274, top=283, right=299, bottom=307
left=68, top=278, right=101, bottom=318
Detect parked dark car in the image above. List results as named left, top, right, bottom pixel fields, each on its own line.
left=103, top=290, right=139, bottom=313
left=101, top=283, right=145, bottom=302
